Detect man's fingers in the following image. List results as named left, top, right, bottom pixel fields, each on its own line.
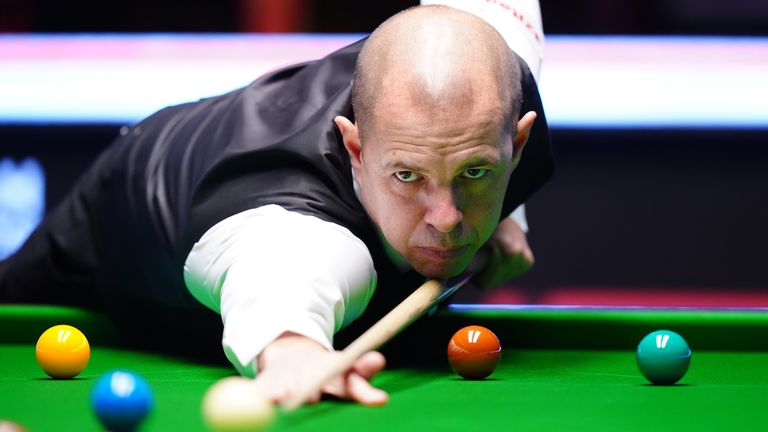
left=255, top=335, right=388, bottom=408
left=255, top=369, right=325, bottom=406
left=346, top=372, right=389, bottom=406
left=505, top=237, right=534, bottom=266
left=512, top=250, right=533, bottom=272
left=320, top=351, right=388, bottom=405
left=523, top=245, right=535, bottom=265
left=352, top=351, right=386, bottom=380
left=349, top=351, right=388, bottom=404
left=252, top=373, right=285, bottom=403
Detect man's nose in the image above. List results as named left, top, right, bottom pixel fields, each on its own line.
left=424, top=186, right=463, bottom=233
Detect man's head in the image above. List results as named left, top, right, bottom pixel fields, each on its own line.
left=336, top=5, right=536, bottom=278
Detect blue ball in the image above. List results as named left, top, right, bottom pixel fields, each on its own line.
left=91, top=370, right=153, bottom=431
left=636, top=330, right=691, bottom=385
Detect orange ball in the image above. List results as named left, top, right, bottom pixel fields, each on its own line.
left=447, top=325, right=501, bottom=379
left=35, top=324, right=90, bottom=379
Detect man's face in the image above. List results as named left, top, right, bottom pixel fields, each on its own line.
left=350, top=95, right=515, bottom=278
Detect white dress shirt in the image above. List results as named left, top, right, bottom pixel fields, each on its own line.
left=184, top=204, right=377, bottom=377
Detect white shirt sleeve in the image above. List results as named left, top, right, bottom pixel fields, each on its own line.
left=508, top=204, right=529, bottom=233
left=183, top=204, right=377, bottom=377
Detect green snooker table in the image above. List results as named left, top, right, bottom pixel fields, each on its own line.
left=2, top=304, right=768, bottom=431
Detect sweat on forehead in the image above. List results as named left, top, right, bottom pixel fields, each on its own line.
left=351, top=5, right=522, bottom=139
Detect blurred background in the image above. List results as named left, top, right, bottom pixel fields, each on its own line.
left=1, top=0, right=768, bottom=34
left=1, top=0, right=767, bottom=307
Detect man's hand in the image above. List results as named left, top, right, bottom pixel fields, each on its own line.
left=254, top=332, right=388, bottom=407
left=472, top=217, right=535, bottom=290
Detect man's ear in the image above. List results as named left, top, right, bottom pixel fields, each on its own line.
left=512, top=111, right=537, bottom=164
left=335, top=116, right=363, bottom=170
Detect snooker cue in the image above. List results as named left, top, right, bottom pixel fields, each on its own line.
left=282, top=249, right=488, bottom=411
left=281, top=279, right=447, bottom=411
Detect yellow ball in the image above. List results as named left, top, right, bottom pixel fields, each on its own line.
left=202, top=377, right=275, bottom=432
left=35, top=324, right=90, bottom=379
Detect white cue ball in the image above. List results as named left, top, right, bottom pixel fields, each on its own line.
left=202, top=377, right=275, bottom=432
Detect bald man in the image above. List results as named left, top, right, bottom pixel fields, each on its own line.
left=0, top=5, right=552, bottom=405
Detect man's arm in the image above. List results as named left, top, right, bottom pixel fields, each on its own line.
left=184, top=204, right=386, bottom=404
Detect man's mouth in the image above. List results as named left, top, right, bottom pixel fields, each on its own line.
left=415, top=245, right=469, bottom=261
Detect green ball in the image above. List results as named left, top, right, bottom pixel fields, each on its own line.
left=636, top=330, right=691, bottom=385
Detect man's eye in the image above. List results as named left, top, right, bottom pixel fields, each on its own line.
left=462, top=168, right=488, bottom=179
left=394, top=171, right=419, bottom=182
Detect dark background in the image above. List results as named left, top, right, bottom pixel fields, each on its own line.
left=1, top=0, right=768, bottom=35
left=1, top=0, right=767, bottom=300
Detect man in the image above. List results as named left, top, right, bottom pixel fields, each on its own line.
left=0, top=5, right=552, bottom=406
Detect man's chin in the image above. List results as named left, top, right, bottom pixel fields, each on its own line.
left=412, top=259, right=470, bottom=279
